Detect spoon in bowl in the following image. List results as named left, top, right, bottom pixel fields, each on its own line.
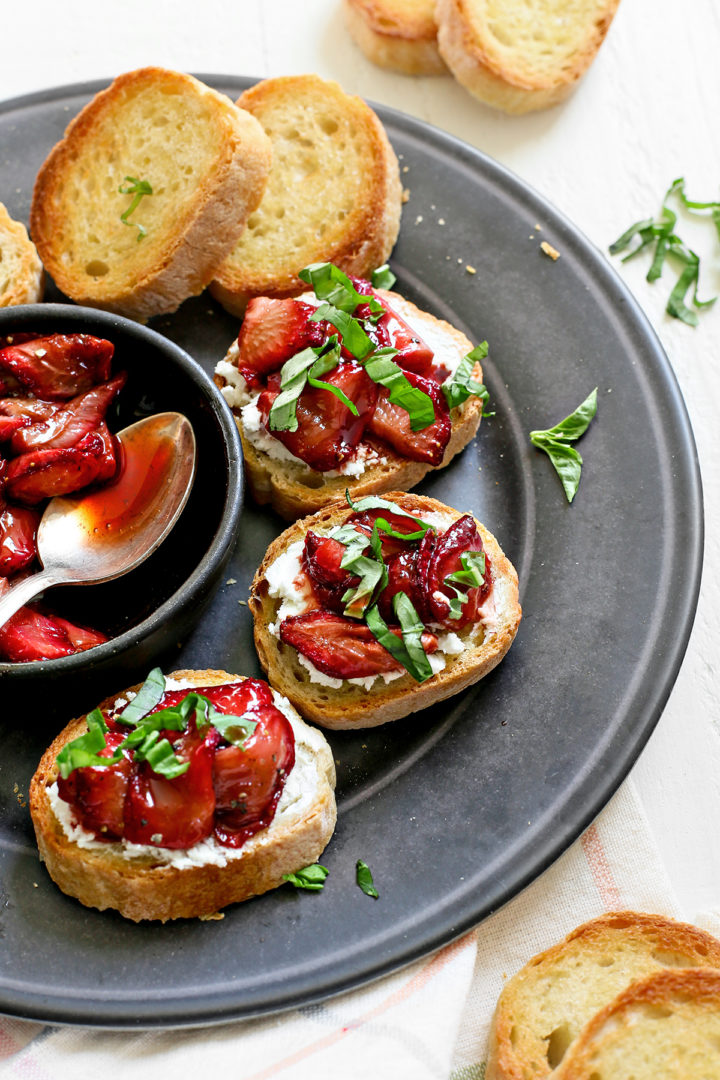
left=0, top=412, right=196, bottom=629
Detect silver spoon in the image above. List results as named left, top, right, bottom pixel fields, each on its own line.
left=0, top=412, right=196, bottom=629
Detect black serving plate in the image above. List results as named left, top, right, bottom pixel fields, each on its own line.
left=0, top=77, right=702, bottom=1028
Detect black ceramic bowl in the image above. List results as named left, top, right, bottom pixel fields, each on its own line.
left=0, top=304, right=243, bottom=709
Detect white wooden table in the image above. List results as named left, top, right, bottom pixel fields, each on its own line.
left=4, top=0, right=719, bottom=919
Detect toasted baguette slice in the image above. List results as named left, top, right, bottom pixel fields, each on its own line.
left=435, top=0, right=621, bottom=114
left=343, top=0, right=447, bottom=75
left=487, top=911, right=720, bottom=1080
left=30, top=68, right=272, bottom=322
left=552, top=968, right=720, bottom=1080
left=210, top=75, right=402, bottom=316
left=29, top=669, right=337, bottom=922
left=250, top=493, right=521, bottom=729
left=0, top=203, right=44, bottom=306
left=215, top=290, right=484, bottom=521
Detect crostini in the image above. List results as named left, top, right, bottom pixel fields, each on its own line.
left=215, top=262, right=490, bottom=520
left=250, top=492, right=521, bottom=729
left=0, top=203, right=44, bottom=306
left=29, top=668, right=337, bottom=921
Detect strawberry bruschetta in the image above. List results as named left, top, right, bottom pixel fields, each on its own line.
left=215, top=263, right=490, bottom=520
left=250, top=492, right=521, bottom=728
left=30, top=668, right=337, bottom=921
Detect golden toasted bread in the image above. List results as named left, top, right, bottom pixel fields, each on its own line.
left=343, top=0, right=446, bottom=75
left=0, top=203, right=44, bottom=306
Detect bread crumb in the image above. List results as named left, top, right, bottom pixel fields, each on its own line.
left=414, top=215, right=423, bottom=225
left=402, top=188, right=410, bottom=203
left=465, top=265, right=477, bottom=275
left=438, top=218, right=445, bottom=225
left=535, top=223, right=542, bottom=231
left=238, top=599, right=247, bottom=606
left=200, top=912, right=225, bottom=921
left=541, top=241, right=560, bottom=261
left=13, top=783, right=26, bottom=808
left=226, top=578, right=237, bottom=585
left=402, top=165, right=409, bottom=173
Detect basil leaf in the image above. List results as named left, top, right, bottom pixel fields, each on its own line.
left=530, top=388, right=597, bottom=443
left=310, top=303, right=374, bottom=359
left=283, top=864, right=329, bottom=891
left=341, top=555, right=387, bottom=619
left=608, top=217, right=655, bottom=256
left=442, top=343, right=492, bottom=413
left=363, top=350, right=436, bottom=431
left=307, top=375, right=359, bottom=415
left=56, top=708, right=116, bottom=779
left=531, top=436, right=584, bottom=503
left=131, top=731, right=190, bottom=779
left=443, top=551, right=487, bottom=620
left=356, top=860, right=379, bottom=898
left=299, top=263, right=384, bottom=314
left=205, top=703, right=257, bottom=747
left=118, top=176, right=153, bottom=241
left=268, top=346, right=320, bottom=432
left=393, top=592, right=434, bottom=681
left=117, top=667, right=166, bottom=726
left=365, top=598, right=434, bottom=683
left=371, top=264, right=396, bottom=290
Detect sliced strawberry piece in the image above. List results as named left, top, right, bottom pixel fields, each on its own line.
left=123, top=722, right=216, bottom=849
left=9, top=373, right=126, bottom=454
left=0, top=334, right=114, bottom=399
left=237, top=298, right=326, bottom=388
left=366, top=370, right=450, bottom=466
left=346, top=508, right=427, bottom=558
left=258, top=361, right=378, bottom=471
left=377, top=302, right=437, bottom=380
left=57, top=728, right=132, bottom=841
left=377, top=549, right=428, bottom=623
left=50, top=616, right=108, bottom=651
left=302, top=531, right=359, bottom=612
left=0, top=604, right=76, bottom=661
left=0, top=501, right=40, bottom=575
left=0, top=396, right=59, bottom=422
left=424, top=515, right=491, bottom=627
left=0, top=415, right=32, bottom=442
left=5, top=421, right=118, bottom=504
left=280, top=610, right=438, bottom=679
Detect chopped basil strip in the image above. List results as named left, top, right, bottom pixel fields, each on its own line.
left=131, top=731, right=189, bottom=779
left=118, top=176, right=153, bottom=241
left=610, top=178, right=718, bottom=326
left=365, top=596, right=434, bottom=683
left=356, top=860, right=379, bottom=898
left=56, top=708, right=112, bottom=779
left=117, top=667, right=166, bottom=725
left=306, top=374, right=359, bottom=415
left=341, top=554, right=387, bottom=619
left=530, top=389, right=597, bottom=503
left=443, top=551, right=487, bottom=620
left=363, top=348, right=436, bottom=431
left=283, top=864, right=329, bottom=891
left=371, top=264, right=396, bottom=291
left=311, top=302, right=375, bottom=359
left=268, top=346, right=326, bottom=432
left=442, top=343, right=492, bottom=415
left=299, top=262, right=383, bottom=314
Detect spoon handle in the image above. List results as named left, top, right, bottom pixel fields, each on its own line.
left=0, top=569, right=64, bottom=629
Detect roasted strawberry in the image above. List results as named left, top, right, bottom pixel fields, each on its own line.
left=424, top=515, right=491, bottom=627
left=5, top=421, right=118, bottom=504
left=237, top=298, right=326, bottom=388
left=50, top=616, right=108, bottom=651
left=377, top=302, right=437, bottom=380
left=0, top=501, right=40, bottom=575
left=0, top=415, right=31, bottom=442
left=0, top=604, right=76, bottom=661
left=0, top=334, right=114, bottom=399
left=303, top=531, right=359, bottom=612
left=366, top=370, right=450, bottom=466
left=346, top=507, right=427, bottom=557
left=377, top=549, right=428, bottom=623
left=258, top=361, right=378, bottom=471
left=123, top=722, right=216, bottom=849
left=9, top=373, right=126, bottom=454
left=280, top=610, right=438, bottom=679
left=57, top=728, right=132, bottom=841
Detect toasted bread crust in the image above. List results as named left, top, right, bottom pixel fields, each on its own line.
left=436, top=0, right=621, bottom=114
left=210, top=75, right=402, bottom=315
left=250, top=493, right=521, bottom=729
left=0, top=203, right=44, bottom=306
left=344, top=0, right=447, bottom=75
left=29, top=669, right=337, bottom=922
left=487, top=911, right=720, bottom=1080
left=553, top=968, right=720, bottom=1080
left=30, top=68, right=272, bottom=322
left=217, top=290, right=484, bottom=520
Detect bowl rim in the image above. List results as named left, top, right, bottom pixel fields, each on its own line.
left=0, top=302, right=244, bottom=676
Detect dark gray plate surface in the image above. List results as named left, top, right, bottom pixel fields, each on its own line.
left=0, top=77, right=702, bottom=1028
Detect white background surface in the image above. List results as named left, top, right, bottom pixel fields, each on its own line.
left=3, top=0, right=719, bottom=918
